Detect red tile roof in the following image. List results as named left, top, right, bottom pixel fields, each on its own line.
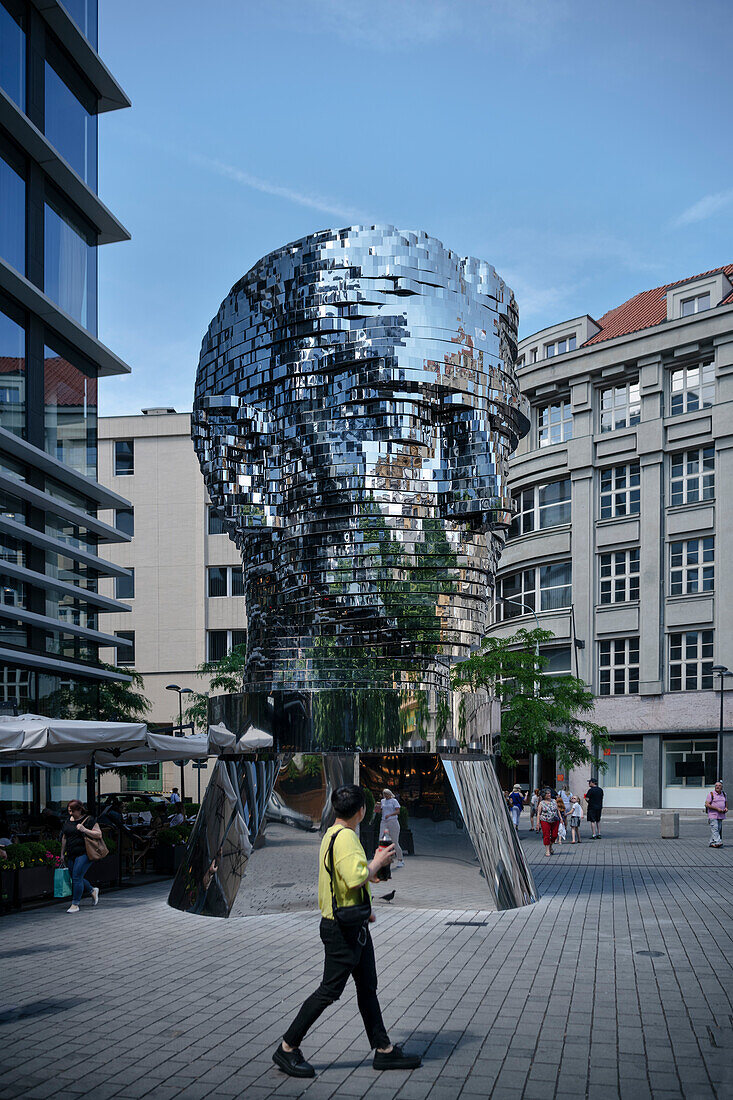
left=583, top=264, right=733, bottom=347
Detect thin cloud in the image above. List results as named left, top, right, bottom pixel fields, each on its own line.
left=673, top=190, right=733, bottom=228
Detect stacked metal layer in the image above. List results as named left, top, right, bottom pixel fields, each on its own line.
left=192, top=226, right=529, bottom=692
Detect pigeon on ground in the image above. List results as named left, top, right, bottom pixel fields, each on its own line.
left=380, top=890, right=396, bottom=903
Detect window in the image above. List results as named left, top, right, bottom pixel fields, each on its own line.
left=114, top=440, right=134, bottom=476
left=61, top=0, right=98, bottom=47
left=115, top=630, right=135, bottom=667
left=599, top=638, right=639, bottom=695
left=664, top=738, right=717, bottom=788
left=543, top=646, right=572, bottom=677
left=44, top=197, right=97, bottom=333
left=669, top=630, right=713, bottom=691
left=509, top=478, right=571, bottom=538
left=670, top=537, right=714, bottom=596
left=537, top=399, right=572, bottom=447
left=599, top=548, right=640, bottom=604
left=670, top=447, right=714, bottom=506
left=207, top=629, right=247, bottom=661
left=208, top=506, right=226, bottom=534
left=600, top=462, right=640, bottom=519
left=516, top=356, right=524, bottom=368
left=115, top=508, right=134, bottom=537
left=0, top=0, right=25, bottom=110
left=0, top=136, right=25, bottom=275
left=604, top=741, right=643, bottom=788
left=496, top=562, right=572, bottom=621
left=669, top=361, right=714, bottom=416
left=530, top=348, right=538, bottom=364
left=680, top=293, right=711, bottom=317
left=600, top=379, right=641, bottom=433
left=44, top=344, right=97, bottom=478
left=207, top=566, right=245, bottom=597
left=115, top=569, right=134, bottom=600
left=544, top=335, right=576, bottom=358
left=44, top=49, right=97, bottom=188
left=0, top=298, right=25, bottom=438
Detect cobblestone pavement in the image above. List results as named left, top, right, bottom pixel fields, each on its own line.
left=1, top=817, right=732, bottom=1100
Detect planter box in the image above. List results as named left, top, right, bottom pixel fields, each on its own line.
left=89, top=852, right=120, bottom=886
left=153, top=844, right=187, bottom=876
left=17, top=866, right=55, bottom=902
left=1, top=868, right=17, bottom=910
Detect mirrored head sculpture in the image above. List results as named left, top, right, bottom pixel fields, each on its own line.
left=192, top=226, right=529, bottom=698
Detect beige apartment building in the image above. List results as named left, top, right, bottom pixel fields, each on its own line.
left=97, top=409, right=246, bottom=794
left=485, top=263, right=733, bottom=809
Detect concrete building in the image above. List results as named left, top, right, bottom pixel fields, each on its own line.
left=98, top=409, right=246, bottom=795
left=0, top=1, right=131, bottom=728
left=486, top=264, right=733, bottom=809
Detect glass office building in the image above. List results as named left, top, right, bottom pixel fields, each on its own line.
left=0, top=0, right=133, bottom=749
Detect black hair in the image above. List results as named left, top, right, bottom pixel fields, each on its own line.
left=331, top=785, right=366, bottom=819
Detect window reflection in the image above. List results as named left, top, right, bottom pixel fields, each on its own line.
left=44, top=199, right=97, bottom=332
left=61, top=0, right=98, bottom=48
left=44, top=58, right=98, bottom=188
left=0, top=0, right=25, bottom=110
left=0, top=139, right=25, bottom=275
left=44, top=343, right=98, bottom=477
left=0, top=299, right=25, bottom=438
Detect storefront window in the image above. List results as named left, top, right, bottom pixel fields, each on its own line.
left=44, top=343, right=98, bottom=477
left=664, top=739, right=717, bottom=789
left=0, top=299, right=25, bottom=437
left=44, top=56, right=97, bottom=188
left=604, top=741, right=643, bottom=787
left=44, top=198, right=97, bottom=333
left=0, top=0, right=25, bottom=110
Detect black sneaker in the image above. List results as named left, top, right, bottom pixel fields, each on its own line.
left=373, top=1044, right=422, bottom=1071
left=272, top=1043, right=315, bottom=1078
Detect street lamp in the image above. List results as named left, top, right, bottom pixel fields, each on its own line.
left=497, top=597, right=542, bottom=793
left=711, top=665, right=731, bottom=783
left=166, top=684, right=193, bottom=804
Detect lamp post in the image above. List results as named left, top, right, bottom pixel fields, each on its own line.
left=497, top=597, right=542, bottom=793
left=711, top=665, right=731, bottom=784
left=166, top=684, right=193, bottom=804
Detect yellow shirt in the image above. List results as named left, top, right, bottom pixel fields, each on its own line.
left=318, top=824, right=371, bottom=919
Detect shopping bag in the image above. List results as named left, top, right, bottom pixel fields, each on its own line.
left=558, top=822, right=567, bottom=841
left=54, top=868, right=72, bottom=898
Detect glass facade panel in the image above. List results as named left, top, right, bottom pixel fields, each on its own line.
left=115, top=507, right=134, bottom=536
left=44, top=200, right=97, bottom=332
left=208, top=506, right=226, bottom=534
left=0, top=300, right=25, bottom=437
left=664, top=739, right=717, bottom=788
left=115, top=569, right=134, bottom=600
left=115, top=630, right=135, bottom=666
left=62, top=0, right=98, bottom=47
left=0, top=0, right=25, bottom=110
left=44, top=344, right=97, bottom=477
left=0, top=140, right=25, bottom=275
left=44, top=59, right=97, bottom=188
left=114, top=439, right=134, bottom=475
left=0, top=764, right=33, bottom=812
left=208, top=567, right=227, bottom=597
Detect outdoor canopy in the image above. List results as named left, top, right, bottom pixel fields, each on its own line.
left=0, top=714, right=238, bottom=767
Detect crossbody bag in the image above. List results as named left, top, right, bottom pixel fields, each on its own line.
left=325, top=828, right=371, bottom=936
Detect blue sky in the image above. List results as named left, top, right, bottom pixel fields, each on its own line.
left=98, top=0, right=733, bottom=416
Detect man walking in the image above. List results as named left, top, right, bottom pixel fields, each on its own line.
left=584, top=778, right=604, bottom=838
left=273, top=785, right=422, bottom=1079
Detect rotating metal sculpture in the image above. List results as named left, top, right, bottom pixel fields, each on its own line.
left=169, top=226, right=536, bottom=916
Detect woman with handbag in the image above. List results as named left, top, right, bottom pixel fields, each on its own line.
left=273, top=785, right=422, bottom=1080
left=60, top=800, right=105, bottom=914
left=538, top=789, right=561, bottom=857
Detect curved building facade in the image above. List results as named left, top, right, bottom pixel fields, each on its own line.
left=485, top=265, right=733, bottom=809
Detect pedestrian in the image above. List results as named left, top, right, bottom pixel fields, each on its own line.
left=169, top=787, right=181, bottom=805
left=529, top=788, right=540, bottom=832
left=273, top=785, right=422, bottom=1078
left=584, top=779, right=604, bottom=838
left=559, top=786, right=572, bottom=816
left=376, top=788, right=404, bottom=868
left=538, top=789, right=561, bottom=856
left=705, top=781, right=728, bottom=848
left=60, top=800, right=102, bottom=914
left=568, top=796, right=583, bottom=843
left=507, top=785, right=527, bottom=830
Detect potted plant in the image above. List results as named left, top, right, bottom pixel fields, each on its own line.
left=153, top=826, right=190, bottom=875
left=5, top=842, right=56, bottom=902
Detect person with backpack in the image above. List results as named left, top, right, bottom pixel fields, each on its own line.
left=273, top=785, right=422, bottom=1079
left=705, top=782, right=728, bottom=848
left=508, top=785, right=527, bottom=830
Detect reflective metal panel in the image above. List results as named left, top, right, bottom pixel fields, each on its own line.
left=442, top=756, right=538, bottom=909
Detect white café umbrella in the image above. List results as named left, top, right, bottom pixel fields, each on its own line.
left=208, top=722, right=273, bottom=752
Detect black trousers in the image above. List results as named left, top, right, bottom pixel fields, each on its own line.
left=283, top=918, right=390, bottom=1050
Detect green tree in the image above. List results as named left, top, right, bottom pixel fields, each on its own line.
left=451, top=627, right=610, bottom=771
left=184, top=643, right=247, bottom=733
left=46, top=664, right=151, bottom=722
